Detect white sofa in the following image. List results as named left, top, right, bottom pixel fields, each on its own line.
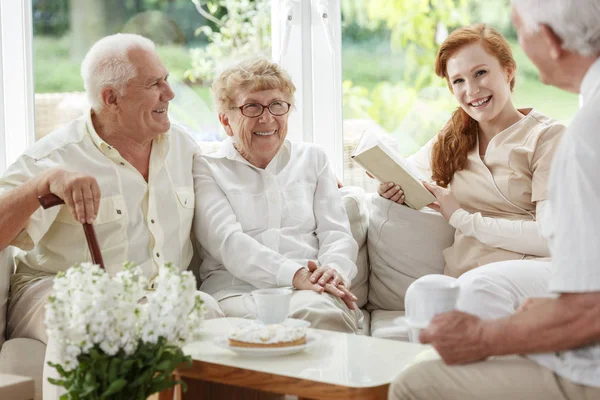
left=341, top=186, right=455, bottom=338
left=0, top=186, right=456, bottom=399
left=0, top=248, right=46, bottom=400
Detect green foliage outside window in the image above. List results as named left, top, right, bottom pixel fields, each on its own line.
left=185, top=0, right=271, bottom=85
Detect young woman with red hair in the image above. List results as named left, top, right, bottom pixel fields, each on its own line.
left=379, top=24, right=565, bottom=315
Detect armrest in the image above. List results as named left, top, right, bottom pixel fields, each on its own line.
left=0, top=247, right=15, bottom=347
left=0, top=373, right=34, bottom=400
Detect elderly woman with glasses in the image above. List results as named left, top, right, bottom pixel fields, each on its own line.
left=192, top=57, right=361, bottom=333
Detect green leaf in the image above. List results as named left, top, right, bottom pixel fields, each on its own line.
left=120, top=359, right=136, bottom=375
left=47, top=377, right=67, bottom=387
left=100, top=378, right=127, bottom=399
left=155, top=360, right=173, bottom=372
left=108, top=358, right=121, bottom=383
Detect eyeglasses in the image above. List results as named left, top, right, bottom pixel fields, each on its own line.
left=230, top=100, right=291, bottom=118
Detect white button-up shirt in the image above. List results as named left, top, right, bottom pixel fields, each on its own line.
left=1, top=111, right=199, bottom=299
left=527, top=58, right=600, bottom=388
left=193, top=139, right=358, bottom=301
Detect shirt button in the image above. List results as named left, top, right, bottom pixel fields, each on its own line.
left=156, top=252, right=160, bottom=257
left=120, top=162, right=125, bottom=166
left=151, top=219, right=155, bottom=224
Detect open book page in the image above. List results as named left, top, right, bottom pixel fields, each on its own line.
left=351, top=133, right=436, bottom=210
left=351, top=130, right=380, bottom=157
left=376, top=138, right=424, bottom=183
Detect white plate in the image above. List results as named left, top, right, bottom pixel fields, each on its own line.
left=393, top=316, right=429, bottom=330
left=213, top=332, right=320, bottom=357
left=241, top=318, right=311, bottom=329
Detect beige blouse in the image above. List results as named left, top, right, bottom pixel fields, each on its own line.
left=409, top=109, right=566, bottom=277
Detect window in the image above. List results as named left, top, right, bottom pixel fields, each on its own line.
left=0, top=0, right=580, bottom=182
left=338, top=0, right=579, bottom=190
left=0, top=0, right=35, bottom=174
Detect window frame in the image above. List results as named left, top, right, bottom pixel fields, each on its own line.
left=0, top=0, right=35, bottom=174
left=272, top=0, right=344, bottom=179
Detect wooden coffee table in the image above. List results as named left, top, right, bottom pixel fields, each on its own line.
left=158, top=318, right=431, bottom=400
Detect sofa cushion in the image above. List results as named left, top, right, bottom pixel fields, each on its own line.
left=0, top=338, right=45, bottom=400
left=340, top=186, right=369, bottom=308
left=0, top=373, right=34, bottom=400
left=370, top=310, right=408, bottom=341
left=367, top=195, right=455, bottom=311
left=357, top=308, right=371, bottom=336
left=0, top=247, right=15, bottom=348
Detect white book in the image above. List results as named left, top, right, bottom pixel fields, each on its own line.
left=351, top=131, right=436, bottom=210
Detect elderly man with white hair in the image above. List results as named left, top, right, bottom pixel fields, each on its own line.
left=0, top=33, right=224, bottom=399
left=389, top=0, right=600, bottom=399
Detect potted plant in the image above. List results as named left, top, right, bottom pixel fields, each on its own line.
left=45, top=262, right=205, bottom=400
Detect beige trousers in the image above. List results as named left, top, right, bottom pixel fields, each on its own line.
left=6, top=275, right=225, bottom=400
left=219, top=290, right=360, bottom=333
left=389, top=356, right=600, bottom=400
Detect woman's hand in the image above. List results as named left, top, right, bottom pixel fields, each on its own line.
left=378, top=182, right=406, bottom=204
left=365, top=172, right=405, bottom=204
left=292, top=261, right=358, bottom=310
left=422, top=181, right=461, bottom=221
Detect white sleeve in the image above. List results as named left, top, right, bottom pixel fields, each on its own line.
left=548, top=116, right=600, bottom=293
left=0, top=155, right=61, bottom=249
left=192, top=156, right=303, bottom=288
left=448, top=200, right=550, bottom=257
left=407, top=134, right=436, bottom=181
left=313, top=154, right=358, bottom=284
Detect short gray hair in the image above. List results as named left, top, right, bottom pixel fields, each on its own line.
left=513, top=0, right=600, bottom=57
left=81, top=33, right=156, bottom=112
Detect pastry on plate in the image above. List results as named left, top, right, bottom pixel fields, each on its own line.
left=228, top=323, right=307, bottom=348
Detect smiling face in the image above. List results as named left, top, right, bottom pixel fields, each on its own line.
left=446, top=42, right=515, bottom=124
left=220, top=88, right=291, bottom=168
left=116, top=47, right=175, bottom=139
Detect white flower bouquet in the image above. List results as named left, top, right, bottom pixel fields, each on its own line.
left=45, top=262, right=205, bottom=400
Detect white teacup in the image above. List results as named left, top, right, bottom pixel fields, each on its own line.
left=404, top=274, right=460, bottom=342
left=243, top=288, right=293, bottom=325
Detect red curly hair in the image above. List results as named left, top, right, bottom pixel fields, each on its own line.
left=431, top=24, right=516, bottom=187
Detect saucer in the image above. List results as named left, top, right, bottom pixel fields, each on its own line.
left=252, top=318, right=311, bottom=328
left=393, top=316, right=429, bottom=330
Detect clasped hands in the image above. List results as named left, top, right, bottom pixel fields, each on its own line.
left=292, top=261, right=358, bottom=310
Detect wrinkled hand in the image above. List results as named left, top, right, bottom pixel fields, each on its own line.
left=517, top=297, right=556, bottom=314
left=292, top=261, right=357, bottom=310
left=419, top=311, right=491, bottom=365
left=36, top=168, right=101, bottom=224
left=422, top=181, right=461, bottom=221
left=308, top=260, right=357, bottom=309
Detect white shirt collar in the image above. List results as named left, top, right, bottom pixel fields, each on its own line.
left=580, top=57, right=600, bottom=104
left=85, top=109, right=171, bottom=160
left=211, top=137, right=292, bottom=173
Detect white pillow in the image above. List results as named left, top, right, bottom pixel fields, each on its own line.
left=339, top=186, right=369, bottom=308
left=367, top=195, right=455, bottom=311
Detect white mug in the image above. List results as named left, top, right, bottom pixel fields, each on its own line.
left=243, top=288, right=292, bottom=325
left=405, top=274, right=460, bottom=325
left=395, top=274, right=460, bottom=343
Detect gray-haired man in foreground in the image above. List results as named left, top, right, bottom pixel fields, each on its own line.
left=390, top=1, right=600, bottom=398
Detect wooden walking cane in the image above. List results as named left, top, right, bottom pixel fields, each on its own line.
left=38, top=193, right=106, bottom=270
